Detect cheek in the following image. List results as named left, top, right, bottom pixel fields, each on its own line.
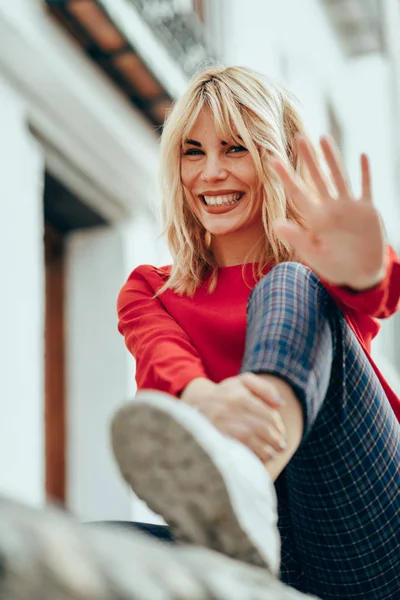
left=235, top=159, right=258, bottom=188
left=180, top=165, right=201, bottom=215
left=180, top=162, right=197, bottom=189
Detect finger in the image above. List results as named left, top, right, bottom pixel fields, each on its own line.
left=231, top=389, right=287, bottom=447
left=255, top=443, right=278, bottom=464
left=247, top=415, right=287, bottom=452
left=230, top=382, right=285, bottom=426
left=257, top=443, right=278, bottom=464
left=320, top=136, right=352, bottom=198
left=360, top=153, right=372, bottom=202
left=240, top=372, right=285, bottom=407
left=244, top=414, right=287, bottom=455
left=242, top=394, right=286, bottom=440
left=296, top=135, right=332, bottom=200
left=238, top=373, right=287, bottom=438
left=226, top=423, right=280, bottom=463
left=261, top=445, right=278, bottom=463
left=272, top=158, right=318, bottom=220
left=243, top=400, right=286, bottom=437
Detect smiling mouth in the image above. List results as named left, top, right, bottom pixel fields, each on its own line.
left=200, top=192, right=244, bottom=207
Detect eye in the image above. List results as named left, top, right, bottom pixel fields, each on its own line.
left=228, top=145, right=247, bottom=154
left=182, top=148, right=204, bottom=156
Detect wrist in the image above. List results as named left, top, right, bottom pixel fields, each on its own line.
left=348, top=251, right=388, bottom=292
left=347, top=271, right=386, bottom=292
left=180, top=377, right=217, bottom=405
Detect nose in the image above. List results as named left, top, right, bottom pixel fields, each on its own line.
left=200, top=155, right=228, bottom=182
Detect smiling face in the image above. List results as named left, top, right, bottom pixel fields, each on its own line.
left=160, top=66, right=304, bottom=288
left=180, top=108, right=264, bottom=241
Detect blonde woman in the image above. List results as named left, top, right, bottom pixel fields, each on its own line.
left=112, top=66, right=400, bottom=600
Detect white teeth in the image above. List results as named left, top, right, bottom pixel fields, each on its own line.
left=203, top=193, right=242, bottom=207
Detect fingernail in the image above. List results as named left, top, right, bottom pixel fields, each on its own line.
left=263, top=446, right=277, bottom=461
left=279, top=438, right=287, bottom=451
left=273, top=394, right=286, bottom=406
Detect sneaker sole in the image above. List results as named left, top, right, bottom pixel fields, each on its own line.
left=111, top=391, right=280, bottom=573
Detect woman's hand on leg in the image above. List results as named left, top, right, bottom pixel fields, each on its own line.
left=180, top=375, right=287, bottom=463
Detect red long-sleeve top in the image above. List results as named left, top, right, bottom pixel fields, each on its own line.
left=117, top=246, right=400, bottom=422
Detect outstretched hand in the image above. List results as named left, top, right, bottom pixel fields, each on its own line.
left=272, top=135, right=387, bottom=290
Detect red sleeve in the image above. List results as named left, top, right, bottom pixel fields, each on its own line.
left=321, top=245, right=400, bottom=319
left=117, top=265, right=207, bottom=396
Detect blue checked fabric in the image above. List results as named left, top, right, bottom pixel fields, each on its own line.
left=241, top=262, right=400, bottom=600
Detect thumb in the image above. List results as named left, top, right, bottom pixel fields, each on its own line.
left=273, top=219, right=316, bottom=259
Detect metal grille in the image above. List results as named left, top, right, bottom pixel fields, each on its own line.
left=127, top=0, right=213, bottom=75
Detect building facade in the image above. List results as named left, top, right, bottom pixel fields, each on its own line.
left=0, top=0, right=209, bottom=521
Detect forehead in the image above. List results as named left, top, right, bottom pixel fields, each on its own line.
left=186, top=108, right=218, bottom=137
left=183, top=107, right=239, bottom=144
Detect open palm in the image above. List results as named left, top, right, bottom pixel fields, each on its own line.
left=272, top=136, right=387, bottom=290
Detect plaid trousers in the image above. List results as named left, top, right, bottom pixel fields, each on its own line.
left=241, top=262, right=400, bottom=600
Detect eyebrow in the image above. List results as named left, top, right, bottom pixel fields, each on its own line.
left=183, top=139, right=229, bottom=147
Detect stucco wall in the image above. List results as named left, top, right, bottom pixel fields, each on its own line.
left=0, top=73, right=45, bottom=505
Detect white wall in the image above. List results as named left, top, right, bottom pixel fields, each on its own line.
left=338, top=55, right=400, bottom=366
left=217, top=0, right=343, bottom=81
left=66, top=227, right=133, bottom=521
left=336, top=56, right=400, bottom=246
left=0, top=0, right=177, bottom=521
left=66, top=214, right=171, bottom=523
left=0, top=73, right=45, bottom=505
left=0, top=0, right=168, bottom=517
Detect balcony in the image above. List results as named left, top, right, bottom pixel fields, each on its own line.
left=45, top=0, right=213, bottom=127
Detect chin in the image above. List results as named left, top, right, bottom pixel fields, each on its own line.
left=203, top=217, right=247, bottom=237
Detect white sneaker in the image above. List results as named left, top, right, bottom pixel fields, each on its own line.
left=111, top=391, right=281, bottom=575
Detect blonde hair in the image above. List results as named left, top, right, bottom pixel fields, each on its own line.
left=158, top=65, right=309, bottom=296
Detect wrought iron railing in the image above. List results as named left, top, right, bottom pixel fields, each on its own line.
left=127, top=0, right=213, bottom=76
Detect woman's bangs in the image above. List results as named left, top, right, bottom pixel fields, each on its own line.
left=216, top=105, right=248, bottom=148
left=180, top=95, right=206, bottom=146
left=216, top=112, right=243, bottom=146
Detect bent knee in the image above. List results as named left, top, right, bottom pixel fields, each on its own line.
left=258, top=262, right=320, bottom=289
